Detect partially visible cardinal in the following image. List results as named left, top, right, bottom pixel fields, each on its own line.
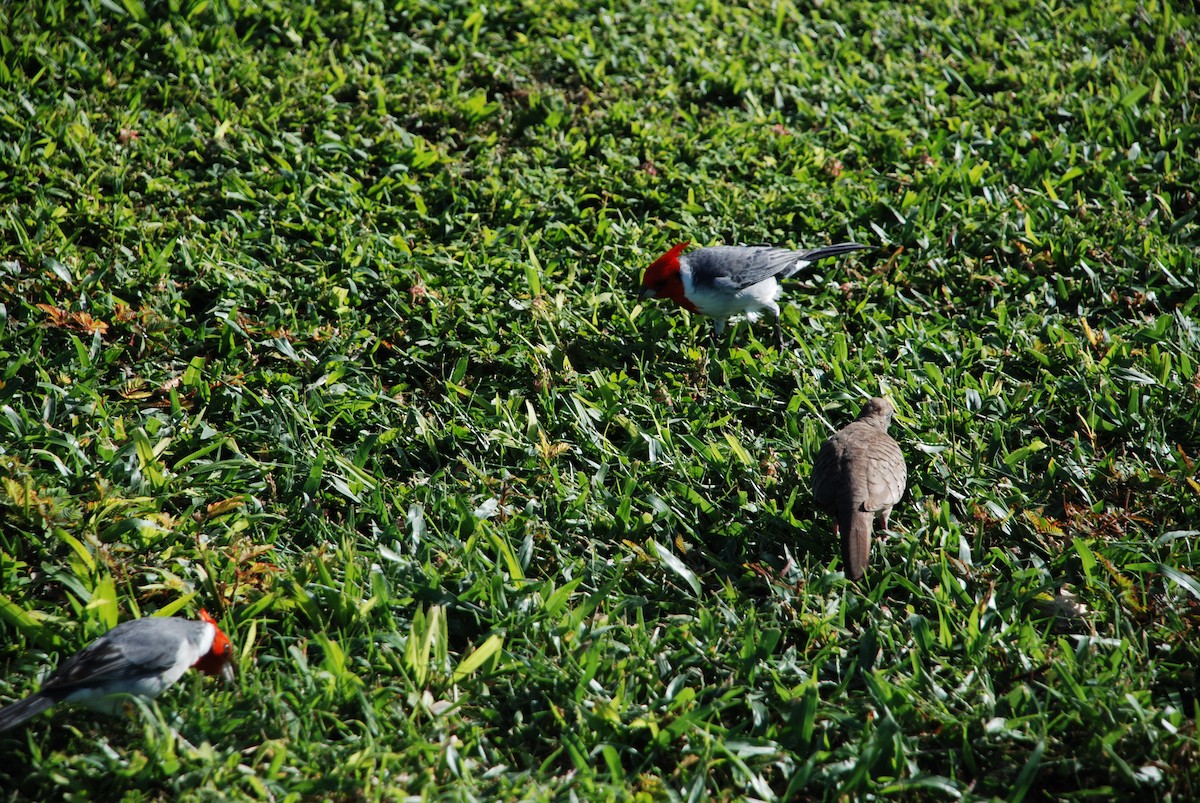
left=638, top=241, right=869, bottom=346
left=0, top=609, right=234, bottom=732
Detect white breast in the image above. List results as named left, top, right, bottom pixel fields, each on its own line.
left=680, top=265, right=782, bottom=323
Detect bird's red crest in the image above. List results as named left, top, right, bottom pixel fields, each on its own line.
left=195, top=608, right=233, bottom=676
left=641, top=241, right=690, bottom=289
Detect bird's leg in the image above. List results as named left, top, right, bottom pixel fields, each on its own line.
left=878, top=508, right=899, bottom=535
left=768, top=309, right=789, bottom=350
left=691, top=330, right=712, bottom=391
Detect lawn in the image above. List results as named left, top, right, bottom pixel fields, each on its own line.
left=1, top=0, right=1198, bottom=799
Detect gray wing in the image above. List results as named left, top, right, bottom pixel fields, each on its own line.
left=689, top=243, right=870, bottom=291
left=688, top=247, right=809, bottom=292
left=40, top=618, right=202, bottom=693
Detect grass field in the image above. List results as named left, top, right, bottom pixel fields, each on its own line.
left=1, top=0, right=1198, bottom=799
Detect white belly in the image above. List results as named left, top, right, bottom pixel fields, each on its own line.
left=681, top=273, right=782, bottom=322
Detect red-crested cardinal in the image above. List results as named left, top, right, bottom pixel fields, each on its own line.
left=0, top=610, right=234, bottom=732
left=638, top=241, right=870, bottom=346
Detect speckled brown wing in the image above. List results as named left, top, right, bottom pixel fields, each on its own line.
left=861, top=431, right=906, bottom=527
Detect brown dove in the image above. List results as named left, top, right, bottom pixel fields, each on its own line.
left=811, top=397, right=907, bottom=580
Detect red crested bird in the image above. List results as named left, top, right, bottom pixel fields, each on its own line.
left=638, top=241, right=870, bottom=346
left=0, top=610, right=234, bottom=732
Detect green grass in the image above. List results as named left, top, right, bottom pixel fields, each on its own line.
left=1, top=0, right=1198, bottom=798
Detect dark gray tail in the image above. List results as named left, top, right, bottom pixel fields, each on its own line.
left=800, top=242, right=871, bottom=262
left=0, top=694, right=55, bottom=733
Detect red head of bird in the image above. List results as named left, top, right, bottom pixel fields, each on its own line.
left=194, top=608, right=235, bottom=680
left=638, top=242, right=696, bottom=311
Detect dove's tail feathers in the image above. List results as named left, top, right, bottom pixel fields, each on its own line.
left=840, top=509, right=873, bottom=582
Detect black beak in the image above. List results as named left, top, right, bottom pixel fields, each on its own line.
left=635, top=288, right=655, bottom=301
